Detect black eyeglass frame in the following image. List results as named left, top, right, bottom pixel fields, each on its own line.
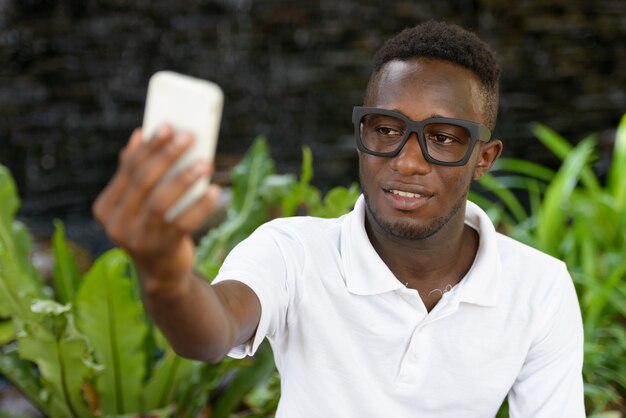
left=352, top=106, right=492, bottom=166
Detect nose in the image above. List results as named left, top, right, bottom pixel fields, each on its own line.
left=389, top=132, right=431, bottom=175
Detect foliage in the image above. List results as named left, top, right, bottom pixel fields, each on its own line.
left=195, top=139, right=360, bottom=279
left=1, top=111, right=624, bottom=416
left=474, top=114, right=626, bottom=417
left=0, top=137, right=359, bottom=417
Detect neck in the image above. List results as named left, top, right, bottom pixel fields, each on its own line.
left=364, top=204, right=478, bottom=288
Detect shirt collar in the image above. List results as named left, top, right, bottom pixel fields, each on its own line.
left=341, top=195, right=406, bottom=295
left=340, top=196, right=502, bottom=306
left=454, top=200, right=502, bottom=307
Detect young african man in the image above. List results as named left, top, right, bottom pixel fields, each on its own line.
left=94, top=21, right=584, bottom=417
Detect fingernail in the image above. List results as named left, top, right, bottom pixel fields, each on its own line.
left=157, top=124, right=171, bottom=137
left=192, top=161, right=207, bottom=175
left=174, top=132, right=192, bottom=147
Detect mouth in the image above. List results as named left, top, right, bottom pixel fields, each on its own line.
left=389, top=189, right=424, bottom=198
left=383, top=187, right=433, bottom=211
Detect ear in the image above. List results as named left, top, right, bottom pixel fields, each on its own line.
left=473, top=139, right=503, bottom=180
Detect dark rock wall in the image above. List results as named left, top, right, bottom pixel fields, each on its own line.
left=1, top=0, right=624, bottom=251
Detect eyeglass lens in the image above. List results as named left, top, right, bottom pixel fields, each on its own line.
left=359, top=113, right=473, bottom=162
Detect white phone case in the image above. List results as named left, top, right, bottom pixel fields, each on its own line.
left=142, top=71, right=223, bottom=221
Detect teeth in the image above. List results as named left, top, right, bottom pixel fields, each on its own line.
left=390, top=189, right=423, bottom=198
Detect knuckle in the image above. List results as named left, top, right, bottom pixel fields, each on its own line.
left=92, top=198, right=104, bottom=221
left=146, top=195, right=168, bottom=218
left=106, top=225, right=125, bottom=246
left=163, top=142, right=184, bottom=161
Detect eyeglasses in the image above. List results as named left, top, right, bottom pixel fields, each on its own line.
left=352, top=107, right=492, bottom=166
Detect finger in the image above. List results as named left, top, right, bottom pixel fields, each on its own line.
left=172, top=184, right=222, bottom=233
left=109, top=129, right=192, bottom=212
left=145, top=160, right=212, bottom=221
left=96, top=125, right=176, bottom=218
left=119, top=124, right=175, bottom=174
left=120, top=131, right=195, bottom=216
left=118, top=128, right=144, bottom=165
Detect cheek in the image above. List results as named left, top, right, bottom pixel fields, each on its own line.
left=439, top=168, right=474, bottom=200
left=358, top=155, right=382, bottom=185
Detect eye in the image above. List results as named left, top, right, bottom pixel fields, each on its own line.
left=429, top=133, right=455, bottom=144
left=376, top=126, right=403, bottom=137
left=424, top=123, right=470, bottom=147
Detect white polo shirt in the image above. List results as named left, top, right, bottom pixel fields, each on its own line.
left=214, top=196, right=584, bottom=417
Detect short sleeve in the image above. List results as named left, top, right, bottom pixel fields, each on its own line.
left=508, top=266, right=585, bottom=417
left=212, top=221, right=300, bottom=358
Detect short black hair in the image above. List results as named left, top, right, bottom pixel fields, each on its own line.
left=365, top=21, right=501, bottom=130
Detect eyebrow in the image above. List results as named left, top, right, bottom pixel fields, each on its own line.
left=388, top=108, right=450, bottom=121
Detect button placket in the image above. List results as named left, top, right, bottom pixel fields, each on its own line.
left=397, top=323, right=429, bottom=385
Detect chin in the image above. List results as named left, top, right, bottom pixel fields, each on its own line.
left=363, top=189, right=466, bottom=241
left=375, top=213, right=447, bottom=240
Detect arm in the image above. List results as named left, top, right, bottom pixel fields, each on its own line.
left=93, top=125, right=261, bottom=363
left=508, top=268, right=585, bottom=417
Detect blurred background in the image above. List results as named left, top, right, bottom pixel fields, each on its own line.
left=0, top=0, right=625, bottom=256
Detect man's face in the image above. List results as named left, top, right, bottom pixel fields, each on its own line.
left=359, top=57, right=498, bottom=240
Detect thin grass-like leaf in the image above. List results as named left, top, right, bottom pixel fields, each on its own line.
left=491, top=158, right=555, bottom=182
left=535, top=138, right=595, bottom=254
left=607, top=114, right=626, bottom=227
left=211, top=344, right=275, bottom=418
left=583, top=257, right=626, bottom=330
left=532, top=123, right=601, bottom=193
left=476, top=173, right=528, bottom=223
left=141, top=331, right=196, bottom=411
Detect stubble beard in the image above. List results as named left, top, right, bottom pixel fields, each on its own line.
left=361, top=184, right=468, bottom=241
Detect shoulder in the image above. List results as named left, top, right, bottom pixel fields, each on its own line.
left=496, top=232, right=567, bottom=274
left=254, top=215, right=345, bottom=247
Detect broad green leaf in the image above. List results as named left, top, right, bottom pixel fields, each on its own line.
left=196, top=137, right=276, bottom=277
left=0, top=320, right=15, bottom=345
left=0, top=167, right=43, bottom=319
left=0, top=344, right=47, bottom=414
left=52, top=220, right=82, bottom=304
left=259, top=174, right=298, bottom=207
left=300, top=146, right=314, bottom=186
left=229, top=137, right=275, bottom=214
left=0, top=165, right=19, bottom=221
left=0, top=246, right=41, bottom=320
left=309, top=183, right=360, bottom=218
left=75, top=249, right=148, bottom=415
left=278, top=146, right=322, bottom=217
left=0, top=167, right=38, bottom=279
left=587, top=412, right=622, bottom=418
left=17, top=300, right=97, bottom=418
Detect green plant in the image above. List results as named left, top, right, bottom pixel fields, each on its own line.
left=0, top=137, right=359, bottom=417
left=473, top=114, right=626, bottom=416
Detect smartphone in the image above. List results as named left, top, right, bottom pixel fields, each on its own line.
left=142, top=71, right=224, bottom=221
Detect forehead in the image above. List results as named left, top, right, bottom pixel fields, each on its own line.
left=367, top=58, right=486, bottom=123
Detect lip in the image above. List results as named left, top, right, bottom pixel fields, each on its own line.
left=382, top=183, right=434, bottom=211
